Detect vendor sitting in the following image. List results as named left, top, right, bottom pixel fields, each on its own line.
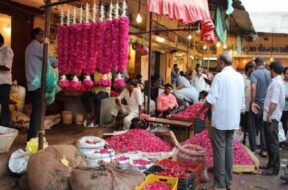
left=157, top=83, right=187, bottom=117
left=111, top=78, right=143, bottom=130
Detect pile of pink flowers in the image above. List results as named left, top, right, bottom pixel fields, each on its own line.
left=182, top=130, right=253, bottom=167
left=57, top=17, right=129, bottom=76
left=143, top=182, right=171, bottom=190
left=105, top=129, right=173, bottom=153
left=171, top=102, right=207, bottom=121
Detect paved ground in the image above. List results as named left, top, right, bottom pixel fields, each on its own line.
left=0, top=125, right=288, bottom=190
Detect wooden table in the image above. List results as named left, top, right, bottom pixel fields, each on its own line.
left=145, top=117, right=193, bottom=138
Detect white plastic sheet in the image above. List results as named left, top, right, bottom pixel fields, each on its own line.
left=8, top=149, right=29, bottom=174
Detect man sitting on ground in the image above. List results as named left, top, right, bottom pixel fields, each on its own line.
left=111, top=79, right=143, bottom=130
left=157, top=83, right=187, bottom=117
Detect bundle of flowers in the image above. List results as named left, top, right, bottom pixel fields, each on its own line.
left=111, top=18, right=120, bottom=72
left=171, top=102, right=207, bottom=121
left=58, top=75, right=70, bottom=89
left=98, top=78, right=112, bottom=87
left=96, top=21, right=107, bottom=74
left=57, top=26, right=70, bottom=74
left=83, top=75, right=94, bottom=89
left=113, top=78, right=125, bottom=90
left=81, top=24, right=90, bottom=75
left=182, top=130, right=253, bottom=167
left=100, top=20, right=113, bottom=74
left=69, top=76, right=83, bottom=91
left=105, top=129, right=173, bottom=153
left=72, top=24, right=84, bottom=75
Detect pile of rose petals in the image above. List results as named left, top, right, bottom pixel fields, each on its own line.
left=143, top=182, right=171, bottom=190
left=182, top=130, right=253, bottom=167
left=133, top=159, right=151, bottom=166
left=171, top=103, right=207, bottom=121
left=105, top=129, right=173, bottom=153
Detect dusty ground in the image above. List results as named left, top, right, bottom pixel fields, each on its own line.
left=0, top=125, right=288, bottom=190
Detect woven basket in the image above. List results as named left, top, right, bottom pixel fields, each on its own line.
left=62, top=111, right=73, bottom=124
left=0, top=126, right=18, bottom=153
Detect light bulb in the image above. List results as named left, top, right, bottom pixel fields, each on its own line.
left=155, top=36, right=166, bottom=43
left=229, top=49, right=233, bottom=55
left=136, top=13, right=142, bottom=23
left=203, top=44, right=207, bottom=50
left=270, top=57, right=274, bottom=61
left=223, top=43, right=227, bottom=49
left=187, top=34, right=192, bottom=40
left=216, top=41, right=221, bottom=48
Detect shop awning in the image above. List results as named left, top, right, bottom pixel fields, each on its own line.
left=241, top=0, right=288, bottom=34
left=147, top=0, right=215, bottom=43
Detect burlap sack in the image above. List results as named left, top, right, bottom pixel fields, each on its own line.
left=27, top=145, right=86, bottom=190
left=70, top=168, right=113, bottom=190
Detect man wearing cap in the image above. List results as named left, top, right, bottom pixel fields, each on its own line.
left=249, top=57, right=271, bottom=157
left=257, top=61, right=285, bottom=175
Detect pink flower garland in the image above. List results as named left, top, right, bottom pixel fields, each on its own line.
left=70, top=80, right=83, bottom=91
left=81, top=24, right=90, bottom=75
left=83, top=23, right=98, bottom=75
left=69, top=25, right=77, bottom=74
left=96, top=21, right=107, bottom=73
left=83, top=76, right=94, bottom=89
left=111, top=19, right=120, bottom=72
left=100, top=20, right=113, bottom=74
left=58, top=76, right=70, bottom=89
left=118, top=17, right=130, bottom=72
left=57, top=26, right=70, bottom=74
left=72, top=24, right=84, bottom=75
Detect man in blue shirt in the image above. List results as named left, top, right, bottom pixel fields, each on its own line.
left=171, top=64, right=179, bottom=85
left=249, top=57, right=271, bottom=157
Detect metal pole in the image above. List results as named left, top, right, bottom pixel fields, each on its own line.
left=147, top=12, right=152, bottom=113
left=38, top=0, right=51, bottom=150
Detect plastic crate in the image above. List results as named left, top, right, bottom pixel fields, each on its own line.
left=135, top=174, right=178, bottom=190
left=178, top=172, right=196, bottom=190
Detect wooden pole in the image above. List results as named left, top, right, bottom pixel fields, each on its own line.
left=147, top=12, right=153, bottom=113
left=38, top=0, right=51, bottom=150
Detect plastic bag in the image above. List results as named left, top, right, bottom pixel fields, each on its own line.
left=31, top=60, right=58, bottom=105
left=279, top=122, right=286, bottom=143
left=26, top=137, right=48, bottom=154
left=8, top=149, right=30, bottom=174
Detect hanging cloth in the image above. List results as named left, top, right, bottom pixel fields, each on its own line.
left=226, top=0, right=234, bottom=15
left=214, top=7, right=227, bottom=44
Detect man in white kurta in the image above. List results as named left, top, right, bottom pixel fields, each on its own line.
left=111, top=79, right=143, bottom=130
left=197, top=52, right=245, bottom=190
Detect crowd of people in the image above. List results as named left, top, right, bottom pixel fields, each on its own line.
left=1, top=28, right=288, bottom=188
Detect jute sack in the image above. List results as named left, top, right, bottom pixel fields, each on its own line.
left=27, top=145, right=86, bottom=190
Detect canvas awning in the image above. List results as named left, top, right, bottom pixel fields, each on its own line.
left=147, top=0, right=215, bottom=43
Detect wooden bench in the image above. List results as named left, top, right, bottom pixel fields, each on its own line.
left=145, top=117, right=193, bottom=139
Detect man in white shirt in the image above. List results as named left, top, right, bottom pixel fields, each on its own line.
left=0, top=33, right=14, bottom=127
left=197, top=52, right=245, bottom=190
left=258, top=61, right=285, bottom=176
left=111, top=79, right=143, bottom=129
left=191, top=66, right=209, bottom=92
left=25, top=28, right=57, bottom=141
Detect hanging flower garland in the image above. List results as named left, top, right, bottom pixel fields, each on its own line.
left=83, top=23, right=98, bottom=75
left=58, top=26, right=70, bottom=74
left=57, top=26, right=64, bottom=74
left=81, top=23, right=90, bottom=74
left=101, top=20, right=113, bottom=74
left=72, top=24, right=84, bottom=75
left=96, top=21, right=107, bottom=74
left=111, top=18, right=120, bottom=72
left=70, top=76, right=83, bottom=91
left=118, top=16, right=130, bottom=72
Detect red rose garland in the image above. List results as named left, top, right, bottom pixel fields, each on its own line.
left=56, top=26, right=64, bottom=74
left=96, top=21, right=107, bottom=74
left=101, top=20, right=113, bottom=74
left=72, top=24, right=84, bottom=75
left=83, top=23, right=98, bottom=75
left=118, top=17, right=129, bottom=72
left=58, top=26, right=70, bottom=74
left=81, top=23, right=90, bottom=75
left=69, top=25, right=78, bottom=74
left=111, top=19, right=120, bottom=72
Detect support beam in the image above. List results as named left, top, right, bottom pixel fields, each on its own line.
left=147, top=12, right=153, bottom=113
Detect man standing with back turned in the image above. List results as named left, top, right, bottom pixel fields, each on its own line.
left=197, top=52, right=245, bottom=190
left=249, top=57, right=271, bottom=157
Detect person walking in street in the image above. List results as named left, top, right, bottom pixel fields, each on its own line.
left=249, top=57, right=271, bottom=157
left=197, top=51, right=245, bottom=190
left=25, top=28, right=57, bottom=141
left=0, top=33, right=14, bottom=127
left=257, top=61, right=285, bottom=176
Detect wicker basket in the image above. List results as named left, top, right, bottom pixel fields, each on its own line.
left=0, top=126, right=18, bottom=153
left=62, top=111, right=73, bottom=124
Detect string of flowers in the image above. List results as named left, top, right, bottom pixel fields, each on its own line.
left=118, top=16, right=129, bottom=72
left=113, top=73, right=125, bottom=90
left=98, top=74, right=112, bottom=87
left=83, top=23, right=97, bottom=75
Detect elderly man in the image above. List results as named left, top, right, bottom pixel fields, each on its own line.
left=191, top=65, right=209, bottom=92
left=0, top=33, right=14, bottom=127
left=197, top=52, right=245, bottom=190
